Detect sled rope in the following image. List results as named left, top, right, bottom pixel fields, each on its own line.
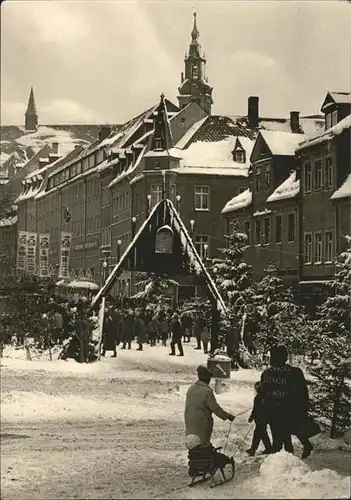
left=223, top=421, right=233, bottom=453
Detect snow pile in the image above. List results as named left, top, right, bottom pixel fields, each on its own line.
left=15, top=126, right=88, bottom=156
left=259, top=130, right=305, bottom=156
left=222, top=188, right=252, bottom=214
left=330, top=173, right=351, bottom=200
left=297, top=114, right=351, bottom=151
left=267, top=171, right=300, bottom=202
left=179, top=137, right=252, bottom=171
left=242, top=450, right=350, bottom=499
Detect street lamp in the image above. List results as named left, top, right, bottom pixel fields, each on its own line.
left=176, top=194, right=181, bottom=214
left=117, top=239, right=122, bottom=262
left=203, top=243, right=208, bottom=260
left=190, top=219, right=195, bottom=237
left=146, top=194, right=152, bottom=216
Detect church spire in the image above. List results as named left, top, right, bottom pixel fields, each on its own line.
left=191, top=12, right=199, bottom=44
left=150, top=93, right=173, bottom=152
left=25, top=86, right=38, bottom=131
left=177, top=13, right=213, bottom=114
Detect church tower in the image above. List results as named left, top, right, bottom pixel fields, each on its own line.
left=177, top=13, right=213, bottom=114
left=25, top=86, right=38, bottom=131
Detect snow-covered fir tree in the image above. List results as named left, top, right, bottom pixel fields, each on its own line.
left=210, top=221, right=254, bottom=355
left=310, top=236, right=351, bottom=437
left=132, top=272, right=177, bottom=314
left=252, top=265, right=308, bottom=361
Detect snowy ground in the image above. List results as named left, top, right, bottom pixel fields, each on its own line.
left=1, top=341, right=350, bottom=499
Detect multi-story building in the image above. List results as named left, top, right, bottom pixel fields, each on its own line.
left=222, top=91, right=350, bottom=304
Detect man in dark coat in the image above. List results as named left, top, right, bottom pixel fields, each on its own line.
left=193, top=315, right=206, bottom=350
left=226, top=325, right=241, bottom=370
left=185, top=365, right=235, bottom=445
left=169, top=312, right=184, bottom=356
left=181, top=312, right=192, bottom=343
left=121, top=310, right=134, bottom=349
left=260, top=345, right=311, bottom=455
left=102, top=309, right=118, bottom=357
left=134, top=310, right=146, bottom=351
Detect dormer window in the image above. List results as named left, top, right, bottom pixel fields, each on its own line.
left=192, top=65, right=198, bottom=80
left=233, top=150, right=245, bottom=163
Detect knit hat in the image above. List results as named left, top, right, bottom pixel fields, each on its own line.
left=197, top=365, right=213, bottom=381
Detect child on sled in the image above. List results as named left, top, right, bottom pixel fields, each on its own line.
left=246, top=381, right=272, bottom=456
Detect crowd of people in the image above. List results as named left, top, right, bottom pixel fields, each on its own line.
left=100, top=304, right=212, bottom=359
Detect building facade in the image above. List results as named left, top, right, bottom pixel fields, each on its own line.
left=222, top=92, right=351, bottom=302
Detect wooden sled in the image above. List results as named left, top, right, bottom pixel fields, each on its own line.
left=188, top=445, right=235, bottom=488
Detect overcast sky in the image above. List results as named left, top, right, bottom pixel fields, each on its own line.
left=1, top=0, right=350, bottom=125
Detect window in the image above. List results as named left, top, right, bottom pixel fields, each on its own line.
left=102, top=186, right=110, bottom=206
left=170, top=184, right=176, bottom=203
left=194, top=185, right=210, bottom=211
left=275, top=215, right=282, bottom=243
left=234, top=150, right=245, bottom=163
left=195, top=235, right=209, bottom=259
left=287, top=213, right=295, bottom=242
left=325, top=231, right=333, bottom=263
left=331, top=109, right=338, bottom=126
left=255, top=167, right=261, bottom=191
left=263, top=217, right=270, bottom=244
left=255, top=219, right=261, bottom=245
left=325, top=157, right=333, bottom=188
left=304, top=162, right=312, bottom=193
left=192, top=65, right=198, bottom=79
left=314, top=160, right=322, bottom=190
left=244, top=221, right=251, bottom=245
left=304, top=233, right=312, bottom=264
left=82, top=158, right=89, bottom=172
left=326, top=113, right=332, bottom=130
left=76, top=162, right=82, bottom=174
left=315, top=232, right=322, bottom=263
left=263, top=166, right=271, bottom=190
left=151, top=184, right=162, bottom=206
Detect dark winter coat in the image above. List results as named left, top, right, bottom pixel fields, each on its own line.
left=260, top=364, right=309, bottom=430
left=160, top=319, right=169, bottom=338
left=194, top=317, right=206, bottom=339
left=103, top=316, right=117, bottom=349
left=181, top=313, right=192, bottom=334
left=134, top=317, right=147, bottom=344
left=121, top=317, right=134, bottom=342
left=147, top=317, right=161, bottom=336
left=171, top=318, right=182, bottom=342
left=185, top=380, right=229, bottom=445
left=226, top=326, right=241, bottom=356
left=249, top=391, right=267, bottom=424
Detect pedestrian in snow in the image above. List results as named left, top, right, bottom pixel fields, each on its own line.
left=102, top=309, right=118, bottom=357
left=226, top=325, right=241, bottom=370
left=185, top=365, right=235, bottom=445
left=193, top=314, right=205, bottom=350
left=147, top=315, right=161, bottom=347
left=201, top=322, right=210, bottom=354
left=121, top=310, right=134, bottom=349
left=169, top=312, right=184, bottom=356
left=260, top=345, right=311, bottom=455
left=158, top=311, right=169, bottom=347
left=246, top=381, right=272, bottom=456
left=134, top=310, right=146, bottom=351
left=181, top=311, right=192, bottom=343
left=76, top=309, right=92, bottom=363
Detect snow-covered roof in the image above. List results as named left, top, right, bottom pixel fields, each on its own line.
left=0, top=215, right=17, bottom=227
left=144, top=148, right=182, bottom=159
left=15, top=126, right=89, bottom=156
left=297, top=114, right=351, bottom=151
left=267, top=171, right=300, bottom=203
left=174, top=117, right=209, bottom=149
left=222, top=188, right=252, bottom=214
left=108, top=144, right=147, bottom=188
left=258, top=117, right=325, bottom=139
left=329, top=92, right=351, bottom=104
left=330, top=173, right=351, bottom=200
left=253, top=208, right=272, bottom=217
left=173, top=166, right=249, bottom=177
left=259, top=130, right=305, bottom=156
left=179, top=136, right=253, bottom=171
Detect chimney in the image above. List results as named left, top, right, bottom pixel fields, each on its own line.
left=99, top=125, right=112, bottom=142
left=290, top=111, right=300, bottom=133
left=248, top=96, right=259, bottom=128
left=52, top=142, right=59, bottom=154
